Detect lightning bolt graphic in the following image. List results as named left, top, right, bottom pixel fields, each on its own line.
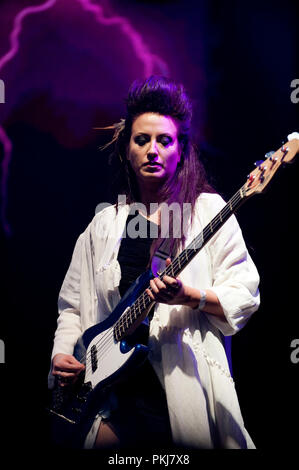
left=0, top=0, right=58, bottom=236
left=0, top=0, right=169, bottom=235
left=77, top=0, right=168, bottom=77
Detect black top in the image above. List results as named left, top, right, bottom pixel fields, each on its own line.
left=117, top=211, right=158, bottom=298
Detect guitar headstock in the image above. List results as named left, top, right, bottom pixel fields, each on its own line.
left=244, top=134, right=299, bottom=198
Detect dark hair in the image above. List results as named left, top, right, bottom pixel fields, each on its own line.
left=105, top=75, right=215, bottom=257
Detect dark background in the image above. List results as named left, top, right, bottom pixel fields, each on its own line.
left=0, top=0, right=298, bottom=459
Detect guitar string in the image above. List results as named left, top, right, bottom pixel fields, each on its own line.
left=85, top=329, right=115, bottom=373
left=85, top=323, right=151, bottom=377
left=79, top=297, right=150, bottom=373
left=81, top=186, right=246, bottom=374
left=83, top=296, right=156, bottom=376
left=81, top=289, right=155, bottom=373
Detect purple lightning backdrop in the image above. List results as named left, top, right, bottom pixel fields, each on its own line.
left=0, top=0, right=173, bottom=235
left=0, top=0, right=298, bottom=459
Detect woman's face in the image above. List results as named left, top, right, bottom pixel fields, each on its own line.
left=127, top=112, right=182, bottom=187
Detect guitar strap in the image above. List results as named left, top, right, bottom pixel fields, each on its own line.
left=141, top=239, right=171, bottom=324
left=151, top=202, right=191, bottom=277
left=151, top=238, right=172, bottom=278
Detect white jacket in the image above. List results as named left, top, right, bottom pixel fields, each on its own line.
left=49, top=192, right=260, bottom=449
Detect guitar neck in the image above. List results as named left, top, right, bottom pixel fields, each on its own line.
left=114, top=185, right=246, bottom=341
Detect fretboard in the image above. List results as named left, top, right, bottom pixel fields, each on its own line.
left=114, top=185, right=246, bottom=341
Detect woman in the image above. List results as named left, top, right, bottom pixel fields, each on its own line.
left=49, top=76, right=260, bottom=449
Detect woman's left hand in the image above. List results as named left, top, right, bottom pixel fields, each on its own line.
left=146, top=258, right=191, bottom=306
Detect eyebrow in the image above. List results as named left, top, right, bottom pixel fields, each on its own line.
left=134, top=132, right=173, bottom=138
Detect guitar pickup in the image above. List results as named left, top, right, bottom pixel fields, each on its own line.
left=90, top=344, right=98, bottom=373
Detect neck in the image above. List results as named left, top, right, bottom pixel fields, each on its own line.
left=138, top=183, right=163, bottom=209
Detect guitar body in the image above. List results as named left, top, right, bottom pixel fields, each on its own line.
left=49, top=268, right=154, bottom=447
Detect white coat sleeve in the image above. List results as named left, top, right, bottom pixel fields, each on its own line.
left=204, top=195, right=260, bottom=336
left=50, top=233, right=84, bottom=360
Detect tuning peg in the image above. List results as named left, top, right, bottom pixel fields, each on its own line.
left=265, top=151, right=275, bottom=160
left=247, top=174, right=256, bottom=185
left=279, top=145, right=289, bottom=162
left=254, top=160, right=264, bottom=168
left=281, top=145, right=289, bottom=154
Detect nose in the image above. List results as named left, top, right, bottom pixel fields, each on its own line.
left=147, top=139, right=158, bottom=160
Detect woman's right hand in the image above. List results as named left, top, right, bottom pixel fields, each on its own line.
left=52, top=353, right=85, bottom=386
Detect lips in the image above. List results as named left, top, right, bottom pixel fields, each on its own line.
left=142, top=162, right=162, bottom=167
